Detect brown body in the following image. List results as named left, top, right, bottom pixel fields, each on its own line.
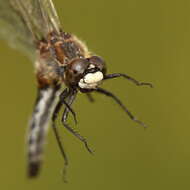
left=0, top=0, right=152, bottom=179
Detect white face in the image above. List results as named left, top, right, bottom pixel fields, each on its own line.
left=78, top=70, right=104, bottom=89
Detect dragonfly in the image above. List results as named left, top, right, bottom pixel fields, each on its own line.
left=0, top=0, right=153, bottom=178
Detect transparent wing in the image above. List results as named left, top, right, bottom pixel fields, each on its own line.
left=0, top=0, right=62, bottom=59
left=0, top=0, right=36, bottom=59
left=10, top=0, right=62, bottom=39
left=42, top=0, right=62, bottom=34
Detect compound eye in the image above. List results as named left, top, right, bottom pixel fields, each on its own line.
left=88, top=56, right=106, bottom=73
left=65, top=58, right=90, bottom=87
left=70, top=58, right=89, bottom=76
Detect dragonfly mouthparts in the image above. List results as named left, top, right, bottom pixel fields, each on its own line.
left=78, top=71, right=104, bottom=89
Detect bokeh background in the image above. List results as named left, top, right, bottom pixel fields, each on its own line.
left=0, top=0, right=189, bottom=189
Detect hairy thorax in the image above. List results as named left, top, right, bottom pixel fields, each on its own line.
left=35, top=32, right=90, bottom=88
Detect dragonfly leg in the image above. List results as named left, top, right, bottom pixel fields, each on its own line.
left=52, top=89, right=73, bottom=182
left=62, top=91, right=94, bottom=154
left=52, top=121, right=68, bottom=182
left=59, top=89, right=77, bottom=124
left=95, top=87, right=148, bottom=128
left=86, top=93, right=95, bottom=103
left=104, top=73, right=153, bottom=88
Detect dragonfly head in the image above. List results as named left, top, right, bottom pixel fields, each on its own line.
left=65, top=56, right=106, bottom=91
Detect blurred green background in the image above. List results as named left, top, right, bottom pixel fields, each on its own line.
left=0, top=0, right=189, bottom=189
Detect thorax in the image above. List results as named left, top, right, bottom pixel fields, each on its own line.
left=35, top=31, right=90, bottom=88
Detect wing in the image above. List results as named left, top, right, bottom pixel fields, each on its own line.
left=42, top=0, right=62, bottom=34
left=0, top=0, right=61, bottom=59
